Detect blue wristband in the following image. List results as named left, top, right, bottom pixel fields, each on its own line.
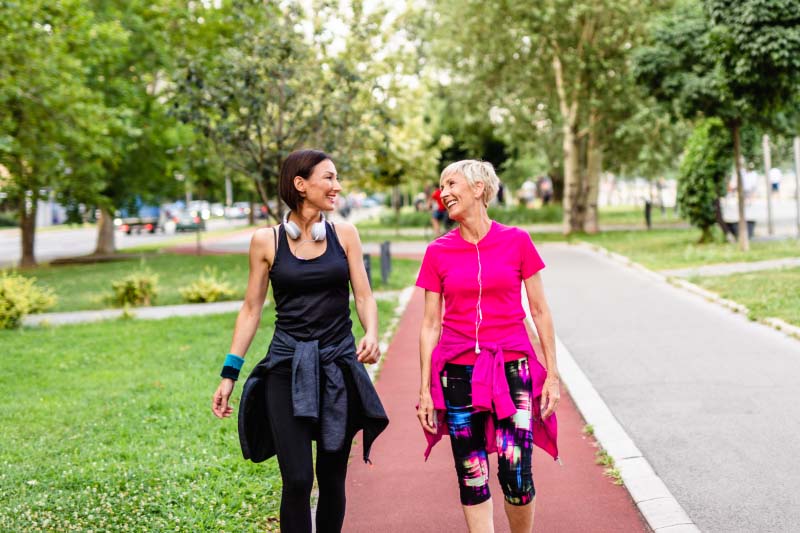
left=221, top=353, right=245, bottom=380
left=224, top=353, right=245, bottom=370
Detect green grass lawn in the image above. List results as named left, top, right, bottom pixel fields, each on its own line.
left=689, top=268, right=800, bottom=327
left=576, top=229, right=800, bottom=271
left=0, top=299, right=399, bottom=532
left=13, top=254, right=420, bottom=313
left=596, top=205, right=684, bottom=226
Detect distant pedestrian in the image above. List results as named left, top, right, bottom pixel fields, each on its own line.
left=211, top=149, right=388, bottom=533
left=429, top=184, right=449, bottom=236
left=537, top=175, right=553, bottom=206
left=769, top=167, right=782, bottom=196
left=416, top=160, right=560, bottom=532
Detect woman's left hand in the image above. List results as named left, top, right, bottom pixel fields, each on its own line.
left=356, top=334, right=380, bottom=364
left=540, top=374, right=561, bottom=419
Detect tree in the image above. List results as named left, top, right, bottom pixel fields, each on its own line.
left=173, top=0, right=418, bottom=217
left=0, top=1, right=122, bottom=266
left=676, top=118, right=731, bottom=242
left=426, top=0, right=674, bottom=233
left=83, top=0, right=192, bottom=255
left=634, top=0, right=800, bottom=250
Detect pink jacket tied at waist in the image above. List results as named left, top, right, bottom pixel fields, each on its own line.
left=423, top=330, right=559, bottom=461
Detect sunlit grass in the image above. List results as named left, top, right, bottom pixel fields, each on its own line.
left=0, top=299, right=399, bottom=532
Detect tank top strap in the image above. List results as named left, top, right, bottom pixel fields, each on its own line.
left=327, top=221, right=347, bottom=258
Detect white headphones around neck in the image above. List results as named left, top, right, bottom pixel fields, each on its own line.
left=283, top=211, right=327, bottom=241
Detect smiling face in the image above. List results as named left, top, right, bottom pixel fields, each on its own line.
left=295, top=159, right=341, bottom=212
left=440, top=171, right=485, bottom=221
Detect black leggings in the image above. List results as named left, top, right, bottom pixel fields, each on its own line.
left=265, top=366, right=357, bottom=533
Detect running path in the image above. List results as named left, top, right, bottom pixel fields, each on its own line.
left=344, top=287, right=649, bottom=532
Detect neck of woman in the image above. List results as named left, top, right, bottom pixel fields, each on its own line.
left=458, top=211, right=492, bottom=244
left=291, top=207, right=322, bottom=234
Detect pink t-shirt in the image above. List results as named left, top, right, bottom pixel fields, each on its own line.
left=416, top=221, right=545, bottom=364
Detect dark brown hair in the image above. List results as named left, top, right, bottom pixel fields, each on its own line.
left=279, top=149, right=332, bottom=211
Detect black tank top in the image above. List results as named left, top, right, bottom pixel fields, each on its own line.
left=269, top=223, right=353, bottom=348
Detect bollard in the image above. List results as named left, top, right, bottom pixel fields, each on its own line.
left=379, top=241, right=391, bottom=285
left=363, top=253, right=372, bottom=288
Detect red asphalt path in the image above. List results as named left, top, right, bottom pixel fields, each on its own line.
left=344, top=287, right=650, bottom=532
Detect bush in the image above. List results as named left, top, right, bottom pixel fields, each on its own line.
left=179, top=267, right=235, bottom=303
left=489, top=204, right=563, bottom=224
left=677, top=118, right=732, bottom=242
left=377, top=204, right=563, bottom=228
left=0, top=212, right=17, bottom=227
left=0, top=272, right=57, bottom=329
left=110, top=270, right=159, bottom=307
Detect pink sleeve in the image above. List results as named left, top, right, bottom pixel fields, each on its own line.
left=520, top=231, right=545, bottom=279
left=416, top=246, right=442, bottom=293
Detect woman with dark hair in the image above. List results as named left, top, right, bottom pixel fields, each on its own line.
left=212, top=149, right=388, bottom=533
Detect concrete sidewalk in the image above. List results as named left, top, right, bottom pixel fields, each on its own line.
left=344, top=287, right=650, bottom=532
left=540, top=243, right=800, bottom=533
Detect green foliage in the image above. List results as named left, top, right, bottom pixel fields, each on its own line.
left=379, top=205, right=563, bottom=227
left=635, top=0, right=800, bottom=130
left=109, top=270, right=158, bottom=307
left=179, top=267, right=235, bottom=303
left=0, top=272, right=56, bottom=329
left=676, top=118, right=731, bottom=241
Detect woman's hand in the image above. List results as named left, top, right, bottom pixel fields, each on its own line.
left=356, top=334, right=380, bottom=364
left=540, top=374, right=560, bottom=419
left=417, top=388, right=437, bottom=434
left=212, top=378, right=235, bottom=418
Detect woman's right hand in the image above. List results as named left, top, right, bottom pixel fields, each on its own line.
left=417, top=389, right=437, bottom=434
left=212, top=379, right=235, bottom=419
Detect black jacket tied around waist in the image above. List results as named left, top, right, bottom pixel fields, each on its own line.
left=238, top=328, right=389, bottom=463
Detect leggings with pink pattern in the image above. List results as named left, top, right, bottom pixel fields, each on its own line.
left=441, top=358, right=535, bottom=506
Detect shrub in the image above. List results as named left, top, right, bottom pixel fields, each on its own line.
left=0, top=272, right=57, bottom=329
left=676, top=118, right=732, bottom=242
left=179, top=267, right=235, bottom=303
left=377, top=204, right=563, bottom=228
left=110, top=270, right=159, bottom=307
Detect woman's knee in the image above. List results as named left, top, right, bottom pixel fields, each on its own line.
left=497, top=469, right=535, bottom=506
left=282, top=467, right=314, bottom=499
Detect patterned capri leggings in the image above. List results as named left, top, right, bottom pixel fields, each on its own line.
left=442, top=358, right=535, bottom=506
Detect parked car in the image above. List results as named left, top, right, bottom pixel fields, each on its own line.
left=224, top=201, right=250, bottom=219
left=210, top=202, right=225, bottom=218
left=116, top=204, right=166, bottom=234
left=188, top=200, right=211, bottom=220
left=174, top=211, right=206, bottom=232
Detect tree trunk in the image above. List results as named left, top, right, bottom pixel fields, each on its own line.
left=552, top=53, right=581, bottom=235
left=19, top=194, right=37, bottom=267
left=94, top=207, right=116, bottom=255
left=562, top=127, right=581, bottom=234
left=584, top=112, right=602, bottom=234
left=732, top=122, right=749, bottom=251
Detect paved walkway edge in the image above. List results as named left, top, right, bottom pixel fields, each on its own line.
left=522, top=298, right=699, bottom=532
left=576, top=241, right=800, bottom=342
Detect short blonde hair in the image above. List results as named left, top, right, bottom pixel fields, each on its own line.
left=440, top=160, right=499, bottom=207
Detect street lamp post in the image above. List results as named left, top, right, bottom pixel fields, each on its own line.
left=763, top=134, right=774, bottom=235
left=793, top=136, right=800, bottom=238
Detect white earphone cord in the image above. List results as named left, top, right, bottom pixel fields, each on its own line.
left=474, top=242, right=482, bottom=354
